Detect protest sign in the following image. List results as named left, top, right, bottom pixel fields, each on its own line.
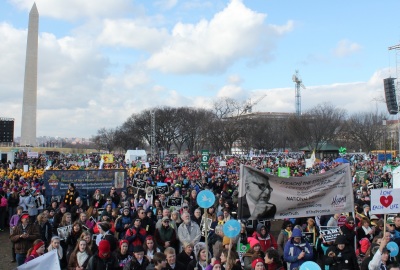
left=319, top=226, right=340, bottom=242
left=167, top=197, right=183, bottom=207
left=155, top=185, right=169, bottom=196
left=238, top=164, right=354, bottom=220
left=370, top=188, right=400, bottom=214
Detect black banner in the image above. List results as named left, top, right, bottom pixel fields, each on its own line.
left=134, top=179, right=147, bottom=189
left=167, top=197, right=183, bottom=207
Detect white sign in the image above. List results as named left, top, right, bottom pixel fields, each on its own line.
left=238, top=164, right=354, bottom=220
left=27, top=152, right=39, bottom=158
left=370, top=188, right=400, bottom=214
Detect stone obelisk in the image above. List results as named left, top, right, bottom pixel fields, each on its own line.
left=21, top=3, right=39, bottom=146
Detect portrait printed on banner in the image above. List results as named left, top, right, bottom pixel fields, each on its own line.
left=114, top=171, right=124, bottom=189
left=238, top=167, right=276, bottom=220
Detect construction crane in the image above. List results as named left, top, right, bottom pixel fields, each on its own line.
left=292, top=70, right=306, bottom=116
left=243, top=94, right=267, bottom=114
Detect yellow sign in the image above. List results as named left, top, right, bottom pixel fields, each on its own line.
left=101, top=154, right=114, bottom=164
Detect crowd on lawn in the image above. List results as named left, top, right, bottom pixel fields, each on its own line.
left=0, top=152, right=400, bottom=270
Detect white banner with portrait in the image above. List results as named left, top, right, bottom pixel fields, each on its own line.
left=238, top=164, right=354, bottom=220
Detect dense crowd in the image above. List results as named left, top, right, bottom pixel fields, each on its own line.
left=0, top=152, right=400, bottom=270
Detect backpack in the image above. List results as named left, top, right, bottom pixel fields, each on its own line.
left=0, top=196, right=8, bottom=207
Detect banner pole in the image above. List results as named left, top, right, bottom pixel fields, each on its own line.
left=205, top=211, right=209, bottom=264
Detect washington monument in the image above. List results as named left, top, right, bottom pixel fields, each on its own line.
left=21, top=3, right=39, bottom=146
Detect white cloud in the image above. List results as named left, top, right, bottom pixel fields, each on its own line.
left=333, top=39, right=362, bottom=57
left=146, top=0, right=292, bottom=74
left=97, top=19, right=169, bottom=52
left=10, top=0, right=136, bottom=20
left=154, top=0, right=178, bottom=10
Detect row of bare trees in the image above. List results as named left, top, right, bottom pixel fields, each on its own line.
left=92, top=98, right=390, bottom=155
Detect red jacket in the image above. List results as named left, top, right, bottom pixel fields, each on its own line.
left=252, top=232, right=278, bottom=253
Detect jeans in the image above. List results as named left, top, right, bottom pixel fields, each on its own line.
left=16, top=253, right=26, bottom=266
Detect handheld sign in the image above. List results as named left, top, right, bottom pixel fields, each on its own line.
left=387, top=241, right=399, bottom=257
left=319, top=226, right=340, bottom=243
left=167, top=197, right=183, bottom=207
left=223, top=219, right=241, bottom=238
left=197, top=190, right=215, bottom=208
left=155, top=185, right=169, bottom=196
left=300, top=261, right=321, bottom=270
left=370, top=188, right=400, bottom=214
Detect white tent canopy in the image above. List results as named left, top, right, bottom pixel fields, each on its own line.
left=125, top=150, right=147, bottom=163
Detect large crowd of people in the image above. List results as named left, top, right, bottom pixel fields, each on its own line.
left=0, top=152, right=400, bottom=270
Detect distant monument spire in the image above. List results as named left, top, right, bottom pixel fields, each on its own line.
left=21, top=3, right=39, bottom=146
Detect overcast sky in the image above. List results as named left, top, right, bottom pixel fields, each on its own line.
left=1, top=0, right=399, bottom=138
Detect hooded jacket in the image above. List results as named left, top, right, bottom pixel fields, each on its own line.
left=252, top=223, right=278, bottom=253
left=283, top=228, right=313, bottom=270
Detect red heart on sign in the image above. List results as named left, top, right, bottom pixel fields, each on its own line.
left=380, top=195, right=393, bottom=208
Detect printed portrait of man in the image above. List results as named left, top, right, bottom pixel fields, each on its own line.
left=238, top=168, right=276, bottom=220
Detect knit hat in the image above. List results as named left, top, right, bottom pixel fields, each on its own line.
left=21, top=213, right=30, bottom=220
left=98, top=240, right=111, bottom=259
left=133, top=245, right=145, bottom=253
left=214, top=260, right=221, bottom=266
left=346, top=216, right=355, bottom=223
left=217, top=211, right=224, bottom=217
left=194, top=242, right=206, bottom=260
left=247, top=237, right=260, bottom=249
left=97, top=222, right=111, bottom=232
left=222, top=236, right=230, bottom=246
left=59, top=202, right=67, bottom=208
left=119, top=239, right=129, bottom=248
left=292, top=228, right=302, bottom=238
left=251, top=258, right=264, bottom=269
left=335, top=235, right=347, bottom=245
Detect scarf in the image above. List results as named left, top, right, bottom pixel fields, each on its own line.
left=285, top=229, right=292, bottom=238
left=77, top=251, right=89, bottom=267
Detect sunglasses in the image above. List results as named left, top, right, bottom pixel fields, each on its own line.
left=348, top=222, right=354, bottom=224
left=111, top=188, right=115, bottom=190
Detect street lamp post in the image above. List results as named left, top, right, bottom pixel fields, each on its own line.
left=383, top=118, right=387, bottom=163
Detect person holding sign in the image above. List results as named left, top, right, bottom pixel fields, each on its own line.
left=324, top=235, right=359, bottom=270
left=283, top=228, right=313, bottom=270
left=368, top=236, right=392, bottom=270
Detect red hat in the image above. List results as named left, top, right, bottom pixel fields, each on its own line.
left=247, top=237, right=260, bottom=249
left=21, top=213, right=30, bottom=220
left=252, top=258, right=264, bottom=269
left=214, top=260, right=221, bottom=266
left=119, top=239, right=129, bottom=248
left=98, top=240, right=111, bottom=259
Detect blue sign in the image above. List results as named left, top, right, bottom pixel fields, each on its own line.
left=387, top=241, right=399, bottom=257
left=299, top=261, right=321, bottom=270
left=223, top=219, right=241, bottom=238
left=197, top=190, right=215, bottom=208
left=43, top=169, right=126, bottom=198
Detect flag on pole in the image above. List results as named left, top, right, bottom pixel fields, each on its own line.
left=15, top=250, right=60, bottom=270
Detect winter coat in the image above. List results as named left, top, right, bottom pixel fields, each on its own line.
left=124, top=226, right=147, bottom=253
left=9, top=223, right=41, bottom=254
left=123, top=256, right=150, bottom=270
left=283, top=238, right=314, bottom=270
left=177, top=221, right=201, bottom=247
left=324, top=245, right=360, bottom=270
left=86, top=254, right=119, bottom=270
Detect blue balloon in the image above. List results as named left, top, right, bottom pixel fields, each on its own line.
left=299, top=261, right=321, bottom=270
left=223, top=219, right=241, bottom=238
left=387, top=241, right=399, bottom=257
left=196, top=190, right=215, bottom=208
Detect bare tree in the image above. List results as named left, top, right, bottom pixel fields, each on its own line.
left=286, top=103, right=347, bottom=151
left=91, top=127, right=117, bottom=152
left=343, top=111, right=387, bottom=153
